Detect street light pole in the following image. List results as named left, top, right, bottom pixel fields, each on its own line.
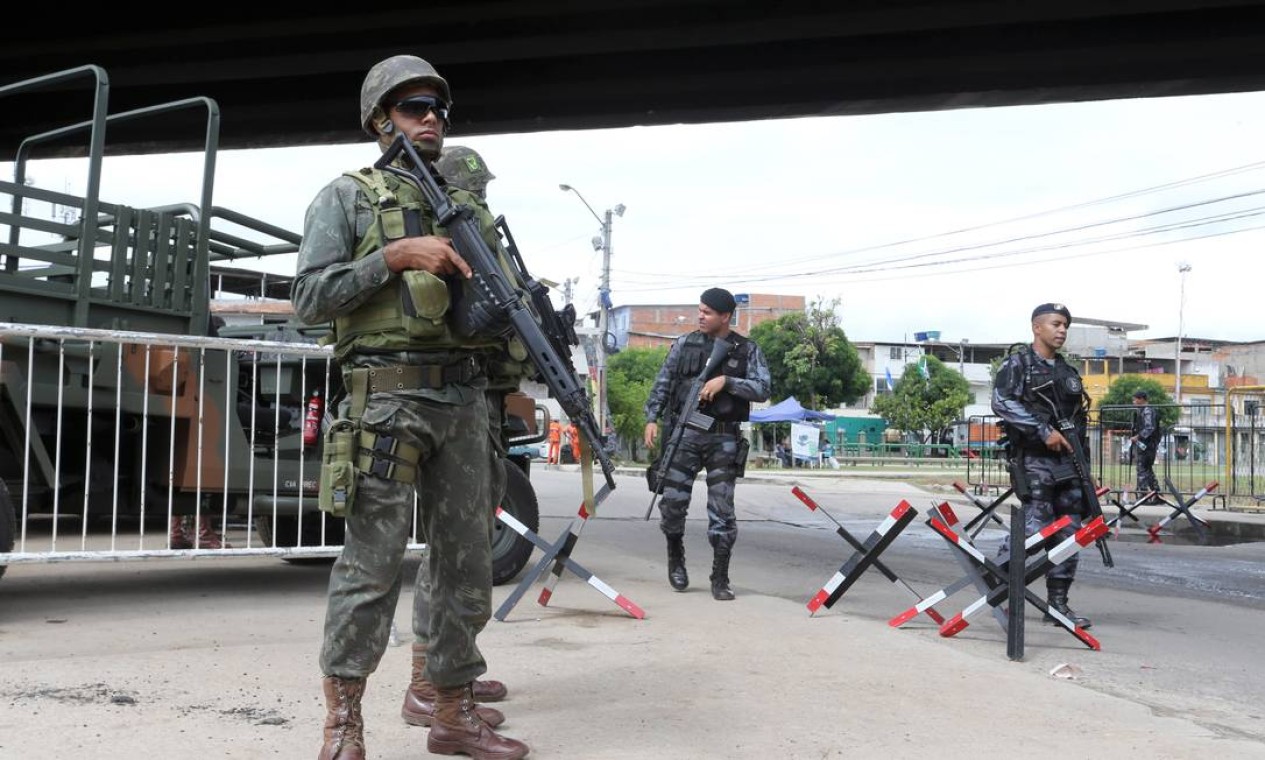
left=559, top=184, right=625, bottom=443
left=1176, top=262, right=1192, bottom=403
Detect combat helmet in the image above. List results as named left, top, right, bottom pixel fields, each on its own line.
left=437, top=145, right=496, bottom=196
left=359, top=54, right=452, bottom=137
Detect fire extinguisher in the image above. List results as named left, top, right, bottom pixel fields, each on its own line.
left=303, top=389, right=323, bottom=448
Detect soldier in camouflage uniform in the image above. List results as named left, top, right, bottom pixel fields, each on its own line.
left=403, top=141, right=522, bottom=733
left=643, top=288, right=771, bottom=600
left=436, top=145, right=497, bottom=201
left=292, top=54, right=529, bottom=760
left=992, top=302, right=1094, bottom=630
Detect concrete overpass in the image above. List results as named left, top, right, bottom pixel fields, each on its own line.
left=4, top=1, right=1265, bottom=157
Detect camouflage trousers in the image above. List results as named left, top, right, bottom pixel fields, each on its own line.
left=996, top=455, right=1084, bottom=582
left=320, top=390, right=502, bottom=689
left=1135, top=446, right=1160, bottom=496
left=657, top=429, right=742, bottom=551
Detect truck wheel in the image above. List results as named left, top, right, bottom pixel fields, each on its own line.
left=0, top=480, right=13, bottom=580
left=493, top=459, right=538, bottom=586
left=255, top=513, right=344, bottom=565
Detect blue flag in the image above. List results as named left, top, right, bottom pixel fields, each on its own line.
left=885, top=367, right=894, bottom=390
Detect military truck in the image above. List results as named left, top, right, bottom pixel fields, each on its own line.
left=0, top=64, right=545, bottom=583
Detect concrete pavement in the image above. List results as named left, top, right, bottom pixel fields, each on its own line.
left=2, top=468, right=1263, bottom=758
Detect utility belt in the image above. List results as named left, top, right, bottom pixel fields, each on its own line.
left=319, top=354, right=486, bottom=518
left=713, top=420, right=743, bottom=435
left=343, top=354, right=485, bottom=396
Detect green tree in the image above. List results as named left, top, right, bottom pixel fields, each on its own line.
left=606, top=345, right=669, bottom=461
left=748, top=297, right=869, bottom=409
left=871, top=354, right=970, bottom=443
left=1097, top=375, right=1179, bottom=431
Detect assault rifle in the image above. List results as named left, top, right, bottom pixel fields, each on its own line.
left=1031, top=384, right=1114, bottom=568
left=643, top=338, right=731, bottom=520
left=494, top=215, right=581, bottom=382
left=376, top=136, right=616, bottom=490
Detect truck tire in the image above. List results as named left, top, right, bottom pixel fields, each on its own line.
left=493, top=459, right=538, bottom=586
left=0, top=479, right=14, bottom=580
left=255, top=513, right=344, bottom=565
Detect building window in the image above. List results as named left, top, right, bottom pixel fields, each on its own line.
left=875, top=378, right=891, bottom=395
left=889, top=346, right=904, bottom=360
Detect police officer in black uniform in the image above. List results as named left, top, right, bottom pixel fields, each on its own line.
left=643, top=288, right=771, bottom=600
left=1130, top=389, right=1163, bottom=501
left=992, top=303, right=1093, bottom=628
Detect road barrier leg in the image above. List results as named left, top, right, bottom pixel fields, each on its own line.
left=1147, top=479, right=1216, bottom=544
left=930, top=514, right=1105, bottom=652
left=492, top=485, right=644, bottom=622
left=793, top=487, right=943, bottom=623
left=800, top=497, right=918, bottom=616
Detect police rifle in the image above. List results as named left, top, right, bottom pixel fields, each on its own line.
left=376, top=136, right=616, bottom=490
left=1032, top=385, right=1114, bottom=568
left=643, top=338, right=731, bottom=521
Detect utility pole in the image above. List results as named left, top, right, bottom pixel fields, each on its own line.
left=1176, top=262, right=1192, bottom=404
left=559, top=184, right=625, bottom=443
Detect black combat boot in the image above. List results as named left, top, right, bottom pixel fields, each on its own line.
left=1044, top=578, right=1091, bottom=629
left=710, top=549, right=734, bottom=601
left=666, top=534, right=689, bottom=591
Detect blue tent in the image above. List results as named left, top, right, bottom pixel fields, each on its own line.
left=749, top=396, right=837, bottom=423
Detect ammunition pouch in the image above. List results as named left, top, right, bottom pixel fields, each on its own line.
left=399, top=270, right=452, bottom=339
left=319, top=420, right=360, bottom=517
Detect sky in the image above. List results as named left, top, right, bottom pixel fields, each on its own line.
left=12, top=87, right=1265, bottom=347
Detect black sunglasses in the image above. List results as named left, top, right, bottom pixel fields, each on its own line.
left=392, top=95, right=450, bottom=122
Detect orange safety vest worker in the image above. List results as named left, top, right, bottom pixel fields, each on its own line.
left=547, top=420, right=563, bottom=464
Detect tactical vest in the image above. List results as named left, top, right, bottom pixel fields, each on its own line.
left=670, top=331, right=751, bottom=423
left=330, top=166, right=506, bottom=362
left=1015, top=347, right=1088, bottom=439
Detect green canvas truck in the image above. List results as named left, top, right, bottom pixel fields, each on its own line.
left=0, top=64, right=544, bottom=583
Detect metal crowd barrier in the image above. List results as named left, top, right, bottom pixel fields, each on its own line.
left=0, top=322, right=425, bottom=574
left=963, top=402, right=1265, bottom=509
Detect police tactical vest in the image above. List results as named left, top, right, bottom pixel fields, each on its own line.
left=1017, top=347, right=1088, bottom=431
left=670, top=331, right=752, bottom=423
left=331, top=166, right=506, bottom=361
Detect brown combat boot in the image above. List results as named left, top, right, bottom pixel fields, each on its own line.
left=318, top=676, right=366, bottom=760
left=427, top=684, right=529, bottom=760
left=169, top=516, right=193, bottom=550
left=402, top=644, right=506, bottom=727
left=196, top=516, right=231, bottom=549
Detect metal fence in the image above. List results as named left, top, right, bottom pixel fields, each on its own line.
left=964, top=399, right=1265, bottom=509
left=0, top=322, right=426, bottom=573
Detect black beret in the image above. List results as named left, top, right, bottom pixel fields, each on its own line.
left=1133, top=389, right=1149, bottom=400
left=1031, top=302, right=1072, bottom=324
left=700, top=287, right=737, bottom=314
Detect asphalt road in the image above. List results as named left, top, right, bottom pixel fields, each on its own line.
left=1, top=468, right=1263, bottom=758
